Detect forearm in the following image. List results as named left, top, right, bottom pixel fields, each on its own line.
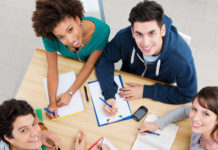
left=155, top=105, right=191, bottom=130
left=47, top=70, right=59, bottom=104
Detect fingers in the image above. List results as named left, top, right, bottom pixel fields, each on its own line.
left=103, top=105, right=117, bottom=116
left=125, top=82, right=139, bottom=87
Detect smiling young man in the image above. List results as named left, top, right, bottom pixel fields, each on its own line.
left=96, top=0, right=197, bottom=116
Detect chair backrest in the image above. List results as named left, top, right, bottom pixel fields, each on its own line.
left=81, top=0, right=106, bottom=22
left=178, top=32, right=191, bottom=45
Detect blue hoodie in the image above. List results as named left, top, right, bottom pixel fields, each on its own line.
left=96, top=15, right=197, bottom=104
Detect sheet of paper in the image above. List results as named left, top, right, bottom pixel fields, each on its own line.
left=90, top=137, right=117, bottom=150
left=43, top=71, right=84, bottom=119
left=132, top=114, right=179, bottom=150
left=88, top=75, right=132, bottom=126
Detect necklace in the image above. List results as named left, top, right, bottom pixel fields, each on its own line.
left=68, top=38, right=86, bottom=61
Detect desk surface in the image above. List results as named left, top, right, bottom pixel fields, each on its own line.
left=16, top=49, right=192, bottom=150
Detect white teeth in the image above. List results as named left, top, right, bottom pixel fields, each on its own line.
left=31, top=136, right=39, bottom=142
left=192, top=123, right=202, bottom=127
left=73, top=40, right=78, bottom=46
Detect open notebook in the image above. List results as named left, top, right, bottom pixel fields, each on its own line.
left=88, top=137, right=117, bottom=150
left=43, top=71, right=84, bottom=120
left=88, top=75, right=132, bottom=126
left=132, top=114, right=179, bottom=150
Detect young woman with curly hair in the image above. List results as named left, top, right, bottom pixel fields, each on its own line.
left=32, top=0, right=110, bottom=119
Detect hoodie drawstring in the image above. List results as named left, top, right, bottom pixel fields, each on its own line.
left=131, top=48, right=161, bottom=77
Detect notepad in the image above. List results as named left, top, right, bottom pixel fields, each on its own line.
left=88, top=137, right=117, bottom=150
left=43, top=71, right=84, bottom=120
left=131, top=114, right=179, bottom=150
left=88, top=75, right=132, bottom=127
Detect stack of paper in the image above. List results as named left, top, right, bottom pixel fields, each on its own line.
left=43, top=71, right=84, bottom=119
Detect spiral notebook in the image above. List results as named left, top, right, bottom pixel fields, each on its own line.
left=88, top=75, right=132, bottom=127
left=43, top=71, right=84, bottom=120
left=131, top=114, right=179, bottom=150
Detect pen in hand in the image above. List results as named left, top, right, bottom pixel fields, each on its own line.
left=44, top=108, right=60, bottom=117
left=99, top=97, right=112, bottom=108
left=137, top=128, right=160, bottom=136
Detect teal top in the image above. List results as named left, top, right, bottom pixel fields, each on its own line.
left=42, top=16, right=110, bottom=61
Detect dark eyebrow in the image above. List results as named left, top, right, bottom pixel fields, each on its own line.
left=149, top=30, right=155, bottom=33
left=135, top=31, right=142, bottom=35
left=66, top=24, right=71, bottom=32
left=17, top=118, right=36, bottom=131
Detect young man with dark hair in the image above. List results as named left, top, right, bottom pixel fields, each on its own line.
left=0, top=99, right=60, bottom=150
left=96, top=1, right=197, bottom=116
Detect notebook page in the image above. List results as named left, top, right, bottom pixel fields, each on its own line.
left=43, top=71, right=84, bottom=118
left=88, top=75, right=131, bottom=126
left=90, top=137, right=117, bottom=150
left=132, top=114, right=179, bottom=150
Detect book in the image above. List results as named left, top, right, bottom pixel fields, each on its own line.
left=88, top=137, right=117, bottom=150
left=88, top=75, right=132, bottom=127
left=131, top=114, right=179, bottom=150
left=43, top=71, right=84, bottom=120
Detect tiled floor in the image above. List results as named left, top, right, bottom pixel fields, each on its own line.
left=0, top=0, right=218, bottom=103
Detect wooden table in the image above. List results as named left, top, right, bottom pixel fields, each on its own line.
left=16, top=49, right=192, bottom=150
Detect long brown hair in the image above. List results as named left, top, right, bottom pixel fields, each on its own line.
left=194, top=86, right=218, bottom=142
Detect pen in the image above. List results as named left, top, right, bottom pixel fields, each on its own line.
left=44, top=108, right=59, bottom=117
left=99, top=97, right=112, bottom=108
left=84, top=86, right=89, bottom=103
left=99, top=137, right=104, bottom=150
left=137, top=128, right=160, bottom=136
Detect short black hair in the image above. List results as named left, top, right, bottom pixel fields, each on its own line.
left=0, top=99, right=35, bottom=143
left=128, top=0, right=164, bottom=27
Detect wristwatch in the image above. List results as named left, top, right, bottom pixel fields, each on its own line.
left=67, top=90, right=73, bottom=97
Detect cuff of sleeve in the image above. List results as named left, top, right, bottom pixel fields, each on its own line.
left=143, top=85, right=154, bottom=99
left=154, top=119, right=165, bottom=130
left=103, top=90, right=116, bottom=100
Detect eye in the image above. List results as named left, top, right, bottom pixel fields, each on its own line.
left=191, top=107, right=197, bottom=112
left=68, top=27, right=73, bottom=33
left=149, top=31, right=155, bottom=37
left=203, top=112, right=209, bottom=116
left=21, top=129, right=28, bottom=133
left=135, top=32, right=143, bottom=37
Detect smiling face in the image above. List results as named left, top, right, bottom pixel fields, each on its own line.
left=53, top=16, right=84, bottom=49
left=131, top=20, right=165, bottom=56
left=189, top=98, right=218, bottom=135
left=5, top=114, right=42, bottom=150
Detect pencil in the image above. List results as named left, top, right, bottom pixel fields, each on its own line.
left=84, top=86, right=89, bottom=103
left=99, top=97, right=112, bottom=108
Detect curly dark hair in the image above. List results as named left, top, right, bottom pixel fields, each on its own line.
left=194, top=86, right=218, bottom=142
left=32, top=0, right=84, bottom=40
left=128, top=0, right=164, bottom=28
left=0, top=99, right=35, bottom=143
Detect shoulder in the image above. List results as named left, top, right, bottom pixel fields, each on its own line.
left=83, top=16, right=110, bottom=33
left=113, top=26, right=133, bottom=43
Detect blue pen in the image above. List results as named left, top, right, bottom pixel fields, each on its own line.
left=44, top=108, right=59, bottom=117
left=138, top=128, right=160, bottom=136
left=99, top=97, right=112, bottom=108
